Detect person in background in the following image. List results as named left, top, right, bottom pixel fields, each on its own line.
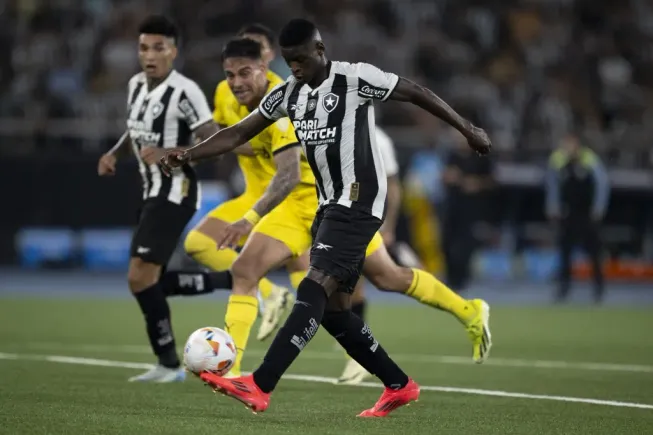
left=441, top=129, right=495, bottom=291
left=545, top=133, right=610, bottom=304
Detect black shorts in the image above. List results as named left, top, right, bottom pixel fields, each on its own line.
left=310, top=204, right=382, bottom=293
left=130, top=199, right=196, bottom=265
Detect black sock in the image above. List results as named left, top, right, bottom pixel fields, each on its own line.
left=322, top=310, right=408, bottom=390
left=253, top=278, right=328, bottom=393
left=134, top=283, right=179, bottom=368
left=160, top=271, right=233, bottom=297
left=351, top=300, right=366, bottom=322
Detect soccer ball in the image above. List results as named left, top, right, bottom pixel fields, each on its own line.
left=183, top=327, right=237, bottom=375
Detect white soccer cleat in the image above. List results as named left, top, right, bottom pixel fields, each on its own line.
left=336, top=359, right=371, bottom=386
left=256, top=285, right=295, bottom=341
left=128, top=365, right=186, bottom=383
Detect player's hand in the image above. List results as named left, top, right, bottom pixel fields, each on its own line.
left=159, top=148, right=189, bottom=177
left=465, top=126, right=492, bottom=156
left=218, top=219, right=253, bottom=250
left=98, top=153, right=117, bottom=176
left=140, top=146, right=166, bottom=166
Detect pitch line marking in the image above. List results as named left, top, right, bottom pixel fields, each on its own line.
left=0, top=352, right=651, bottom=410
left=16, top=341, right=653, bottom=374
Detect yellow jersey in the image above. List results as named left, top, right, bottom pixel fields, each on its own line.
left=213, top=71, right=316, bottom=202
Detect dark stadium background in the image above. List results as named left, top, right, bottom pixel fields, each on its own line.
left=2, top=0, right=653, bottom=302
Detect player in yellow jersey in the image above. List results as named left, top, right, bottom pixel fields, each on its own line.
left=179, top=25, right=299, bottom=326
left=184, top=37, right=317, bottom=376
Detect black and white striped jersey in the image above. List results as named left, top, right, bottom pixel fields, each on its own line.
left=258, top=61, right=399, bottom=220
left=126, top=70, right=213, bottom=209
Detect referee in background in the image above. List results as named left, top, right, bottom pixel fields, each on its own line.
left=545, top=133, right=610, bottom=304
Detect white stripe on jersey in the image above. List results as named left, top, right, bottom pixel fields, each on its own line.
left=368, top=108, right=388, bottom=217
left=375, top=126, right=399, bottom=177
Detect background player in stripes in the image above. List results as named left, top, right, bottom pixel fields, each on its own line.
left=161, top=18, right=491, bottom=416
left=97, top=15, right=218, bottom=383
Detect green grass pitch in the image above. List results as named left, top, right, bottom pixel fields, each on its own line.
left=1, top=297, right=652, bottom=434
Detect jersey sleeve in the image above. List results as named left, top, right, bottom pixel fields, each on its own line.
left=375, top=128, right=399, bottom=177
left=269, top=118, right=300, bottom=156
left=178, top=80, right=214, bottom=130
left=258, top=83, right=288, bottom=121
left=355, top=63, right=399, bottom=102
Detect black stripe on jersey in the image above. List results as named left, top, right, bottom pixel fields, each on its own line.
left=353, top=103, right=378, bottom=211
left=290, top=85, right=327, bottom=201
left=177, top=117, right=198, bottom=208
left=178, top=90, right=200, bottom=127
left=135, top=91, right=152, bottom=192
left=324, top=73, right=347, bottom=202
left=272, top=142, right=301, bottom=156
left=151, top=86, right=175, bottom=199
left=128, top=82, right=144, bottom=115
left=153, top=87, right=175, bottom=148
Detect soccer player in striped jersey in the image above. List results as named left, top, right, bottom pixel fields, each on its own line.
left=97, top=15, right=218, bottom=383
left=161, top=19, right=491, bottom=416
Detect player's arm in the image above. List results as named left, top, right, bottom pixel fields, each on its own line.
left=355, top=63, right=490, bottom=154
left=252, top=145, right=301, bottom=218
left=98, top=131, right=131, bottom=176
left=215, top=123, right=255, bottom=156
left=186, top=111, right=273, bottom=162
left=382, top=174, right=401, bottom=232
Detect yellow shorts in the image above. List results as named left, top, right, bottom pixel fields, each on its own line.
left=253, top=197, right=316, bottom=257
left=365, top=231, right=384, bottom=257
left=206, top=193, right=259, bottom=247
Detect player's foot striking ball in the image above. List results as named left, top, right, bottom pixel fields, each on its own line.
left=161, top=17, right=490, bottom=415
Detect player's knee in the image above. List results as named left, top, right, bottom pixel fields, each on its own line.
left=366, top=263, right=412, bottom=292
left=184, top=230, right=213, bottom=258
left=230, top=258, right=261, bottom=296
left=127, top=261, right=159, bottom=293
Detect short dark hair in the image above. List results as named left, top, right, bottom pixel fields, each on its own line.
left=237, top=23, right=275, bottom=48
left=221, top=38, right=263, bottom=62
left=138, top=15, right=178, bottom=43
left=279, top=18, right=316, bottom=47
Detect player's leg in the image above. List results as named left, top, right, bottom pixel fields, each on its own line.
left=159, top=196, right=282, bottom=307
left=336, top=277, right=371, bottom=385
left=255, top=202, right=313, bottom=341
left=223, top=232, right=294, bottom=376
left=201, top=206, right=418, bottom=416
left=127, top=201, right=195, bottom=382
left=256, top=251, right=307, bottom=341
left=363, top=237, right=492, bottom=363
left=225, top=204, right=311, bottom=375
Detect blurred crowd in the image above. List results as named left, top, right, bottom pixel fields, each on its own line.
left=1, top=0, right=653, bottom=166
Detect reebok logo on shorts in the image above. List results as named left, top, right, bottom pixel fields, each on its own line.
left=315, top=243, right=332, bottom=251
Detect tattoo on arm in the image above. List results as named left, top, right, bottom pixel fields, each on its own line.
left=390, top=77, right=473, bottom=135
left=252, top=145, right=301, bottom=217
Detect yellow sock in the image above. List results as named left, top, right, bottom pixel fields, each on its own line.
left=405, top=269, right=475, bottom=324
left=224, top=294, right=259, bottom=374
left=288, top=270, right=306, bottom=290
left=184, top=230, right=238, bottom=271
